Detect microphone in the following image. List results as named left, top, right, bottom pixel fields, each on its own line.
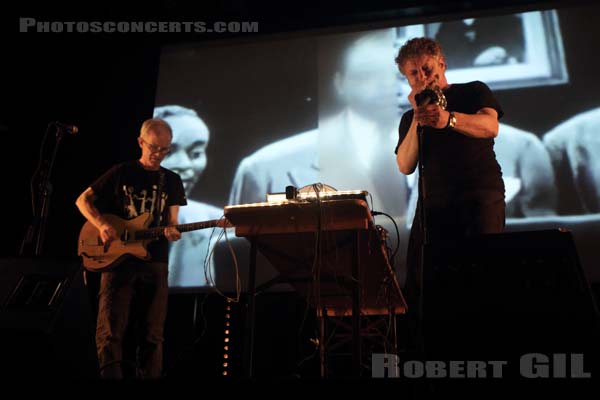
left=54, top=121, right=79, bottom=135
left=415, top=86, right=447, bottom=109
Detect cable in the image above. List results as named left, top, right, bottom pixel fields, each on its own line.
left=204, top=215, right=241, bottom=304
left=370, top=210, right=401, bottom=262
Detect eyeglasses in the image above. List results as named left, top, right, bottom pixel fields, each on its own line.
left=141, top=138, right=171, bottom=155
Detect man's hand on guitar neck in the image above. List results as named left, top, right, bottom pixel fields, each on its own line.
left=163, top=226, right=182, bottom=241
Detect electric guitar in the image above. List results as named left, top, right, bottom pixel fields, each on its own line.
left=77, top=213, right=231, bottom=272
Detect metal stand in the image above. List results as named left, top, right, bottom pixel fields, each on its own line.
left=413, top=88, right=447, bottom=353
left=20, top=122, right=68, bottom=257
left=242, top=237, right=257, bottom=379
left=415, top=125, right=428, bottom=353
left=225, top=198, right=406, bottom=378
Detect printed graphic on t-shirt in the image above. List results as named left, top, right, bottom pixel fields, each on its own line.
left=121, top=184, right=168, bottom=224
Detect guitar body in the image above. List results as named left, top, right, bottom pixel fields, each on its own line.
left=78, top=213, right=154, bottom=272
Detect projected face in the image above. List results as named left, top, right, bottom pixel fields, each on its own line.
left=334, top=31, right=403, bottom=122
left=161, top=114, right=209, bottom=195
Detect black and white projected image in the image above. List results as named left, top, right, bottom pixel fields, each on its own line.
left=155, top=36, right=318, bottom=291
left=427, top=11, right=568, bottom=90
left=153, top=105, right=223, bottom=288
left=433, top=14, right=527, bottom=69
left=155, top=7, right=600, bottom=290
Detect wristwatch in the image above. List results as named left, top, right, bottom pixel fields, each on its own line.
left=446, top=111, right=457, bottom=129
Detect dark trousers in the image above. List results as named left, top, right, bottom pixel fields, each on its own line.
left=402, top=190, right=505, bottom=349
left=96, top=261, right=168, bottom=379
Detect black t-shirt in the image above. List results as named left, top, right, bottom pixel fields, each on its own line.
left=395, top=81, right=505, bottom=199
left=90, top=160, right=187, bottom=262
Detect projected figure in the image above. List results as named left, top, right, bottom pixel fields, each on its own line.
left=227, top=29, right=558, bottom=296
left=543, top=107, right=600, bottom=214
left=154, top=105, right=223, bottom=288
left=76, top=118, right=186, bottom=378
left=494, top=123, right=557, bottom=217
left=434, top=15, right=526, bottom=69
left=229, top=28, right=554, bottom=221
left=225, top=29, right=413, bottom=295
left=229, top=29, right=409, bottom=220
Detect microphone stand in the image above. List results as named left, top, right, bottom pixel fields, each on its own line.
left=413, top=87, right=446, bottom=354
left=20, top=123, right=67, bottom=256
left=415, top=122, right=428, bottom=353
left=416, top=124, right=428, bottom=249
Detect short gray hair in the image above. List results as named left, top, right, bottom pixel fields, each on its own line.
left=140, top=118, right=172, bottom=138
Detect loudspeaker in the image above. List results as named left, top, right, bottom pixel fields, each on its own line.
left=0, top=257, right=99, bottom=379
left=421, top=229, right=600, bottom=357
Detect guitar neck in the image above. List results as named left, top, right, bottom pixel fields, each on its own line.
left=135, top=219, right=225, bottom=240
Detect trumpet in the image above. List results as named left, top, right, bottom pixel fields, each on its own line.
left=415, top=85, right=447, bottom=110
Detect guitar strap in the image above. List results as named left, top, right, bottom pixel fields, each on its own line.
left=156, top=170, right=166, bottom=226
